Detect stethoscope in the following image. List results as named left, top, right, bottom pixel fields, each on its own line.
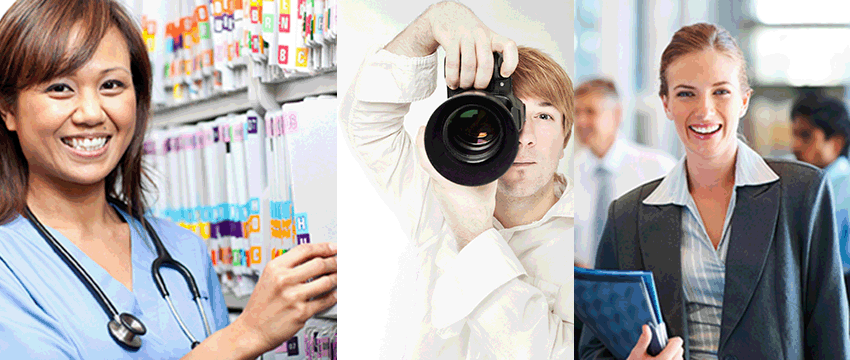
left=24, top=201, right=213, bottom=350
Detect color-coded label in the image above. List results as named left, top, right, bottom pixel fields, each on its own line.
left=297, top=0, right=305, bottom=20
left=213, top=0, right=224, bottom=16
left=181, top=16, right=193, bottom=50
left=250, top=5, right=260, bottom=24
left=249, top=246, right=261, bottom=264
left=272, top=247, right=288, bottom=259
left=232, top=124, right=245, bottom=142
left=199, top=222, right=211, bottom=240
left=251, top=34, right=260, bottom=53
left=279, top=13, right=290, bottom=33
left=294, top=213, right=308, bottom=235
left=263, top=13, right=274, bottom=33
left=287, top=337, right=300, bottom=355
left=284, top=112, right=298, bottom=134
left=295, top=47, right=308, bottom=68
left=245, top=214, right=261, bottom=236
left=278, top=45, right=289, bottom=65
left=270, top=218, right=293, bottom=240
left=214, top=16, right=224, bottom=33
left=247, top=116, right=258, bottom=134
left=296, top=233, right=310, bottom=244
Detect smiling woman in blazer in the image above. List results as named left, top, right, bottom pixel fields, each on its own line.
left=578, top=23, right=850, bottom=360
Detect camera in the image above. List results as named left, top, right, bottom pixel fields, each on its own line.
left=424, top=52, right=525, bottom=186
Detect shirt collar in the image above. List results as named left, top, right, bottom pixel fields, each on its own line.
left=643, top=139, right=779, bottom=206
left=578, top=138, right=625, bottom=174
left=493, top=173, right=574, bottom=230
left=826, top=156, right=850, bottom=177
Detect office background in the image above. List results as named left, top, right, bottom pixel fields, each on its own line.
left=575, top=0, right=850, bottom=160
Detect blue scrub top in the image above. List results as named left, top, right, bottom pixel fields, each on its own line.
left=0, top=206, right=230, bottom=358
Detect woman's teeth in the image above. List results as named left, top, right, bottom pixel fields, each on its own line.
left=63, top=137, right=109, bottom=151
left=690, top=124, right=721, bottom=135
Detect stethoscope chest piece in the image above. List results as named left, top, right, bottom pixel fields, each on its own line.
left=25, top=202, right=211, bottom=350
left=108, top=313, right=146, bottom=350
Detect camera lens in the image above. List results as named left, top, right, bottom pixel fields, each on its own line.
left=425, top=92, right=522, bottom=186
left=444, top=105, right=503, bottom=163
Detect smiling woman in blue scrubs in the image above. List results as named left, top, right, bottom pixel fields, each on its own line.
left=0, top=1, right=337, bottom=359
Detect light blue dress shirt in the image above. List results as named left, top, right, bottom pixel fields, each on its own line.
left=0, top=205, right=229, bottom=359
left=825, top=156, right=850, bottom=272
left=643, top=140, right=779, bottom=360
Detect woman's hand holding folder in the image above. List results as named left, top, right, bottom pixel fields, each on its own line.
left=627, top=325, right=684, bottom=360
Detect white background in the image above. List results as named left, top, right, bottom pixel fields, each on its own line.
left=337, top=0, right=574, bottom=358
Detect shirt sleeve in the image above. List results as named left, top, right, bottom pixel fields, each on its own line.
left=205, top=251, right=230, bottom=331
left=0, top=256, right=82, bottom=359
left=431, top=229, right=572, bottom=359
left=338, top=47, right=438, bottom=242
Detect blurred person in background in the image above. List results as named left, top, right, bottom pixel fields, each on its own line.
left=791, top=93, right=850, bottom=272
left=574, top=78, right=675, bottom=268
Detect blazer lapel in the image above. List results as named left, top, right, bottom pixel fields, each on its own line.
left=638, top=202, right=686, bottom=340
left=718, top=181, right=780, bottom=351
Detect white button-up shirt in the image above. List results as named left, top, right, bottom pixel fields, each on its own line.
left=575, top=138, right=675, bottom=266
left=340, top=48, right=574, bottom=359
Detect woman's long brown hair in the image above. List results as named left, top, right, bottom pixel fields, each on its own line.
left=0, top=0, right=153, bottom=224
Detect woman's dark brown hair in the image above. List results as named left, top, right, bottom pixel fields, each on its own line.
left=0, top=0, right=153, bottom=224
left=659, top=23, right=750, bottom=97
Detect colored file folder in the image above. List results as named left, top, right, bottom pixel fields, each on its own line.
left=574, top=266, right=668, bottom=359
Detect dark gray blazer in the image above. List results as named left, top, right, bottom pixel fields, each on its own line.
left=578, top=159, right=850, bottom=360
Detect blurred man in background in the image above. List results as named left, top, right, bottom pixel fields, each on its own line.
left=791, top=93, right=850, bottom=272
left=573, top=78, right=675, bottom=268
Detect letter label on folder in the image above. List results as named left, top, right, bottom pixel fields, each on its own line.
left=294, top=213, right=308, bottom=235
left=278, top=45, right=289, bottom=65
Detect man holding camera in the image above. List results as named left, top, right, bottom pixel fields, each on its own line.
left=340, top=2, right=573, bottom=359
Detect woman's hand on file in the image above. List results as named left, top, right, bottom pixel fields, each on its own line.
left=627, top=325, right=684, bottom=360
left=384, top=1, right=518, bottom=90
left=232, top=242, right=338, bottom=353
left=415, top=126, right=496, bottom=251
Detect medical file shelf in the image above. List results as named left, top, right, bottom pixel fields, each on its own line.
left=140, top=0, right=337, bottom=110
left=146, top=92, right=338, bottom=283
left=146, top=93, right=338, bottom=359
left=151, top=70, right=336, bottom=126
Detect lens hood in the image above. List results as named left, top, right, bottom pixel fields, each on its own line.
left=424, top=52, right=525, bottom=186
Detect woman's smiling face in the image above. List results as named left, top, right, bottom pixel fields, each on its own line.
left=661, top=49, right=751, bottom=164
left=1, top=27, right=136, bottom=189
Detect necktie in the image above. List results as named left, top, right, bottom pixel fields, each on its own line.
left=592, top=166, right=614, bottom=264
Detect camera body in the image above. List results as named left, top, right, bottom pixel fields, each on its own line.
left=424, top=52, right=526, bottom=186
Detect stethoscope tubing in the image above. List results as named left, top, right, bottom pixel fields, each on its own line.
left=24, top=206, right=123, bottom=320
left=24, top=202, right=212, bottom=350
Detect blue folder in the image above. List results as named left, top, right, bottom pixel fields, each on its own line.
left=574, top=266, right=668, bottom=359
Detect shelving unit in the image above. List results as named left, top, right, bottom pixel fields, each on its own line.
left=150, top=68, right=337, bottom=310
left=151, top=68, right=337, bottom=127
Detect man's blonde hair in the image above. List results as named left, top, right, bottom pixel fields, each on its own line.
left=512, top=46, right=574, bottom=147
